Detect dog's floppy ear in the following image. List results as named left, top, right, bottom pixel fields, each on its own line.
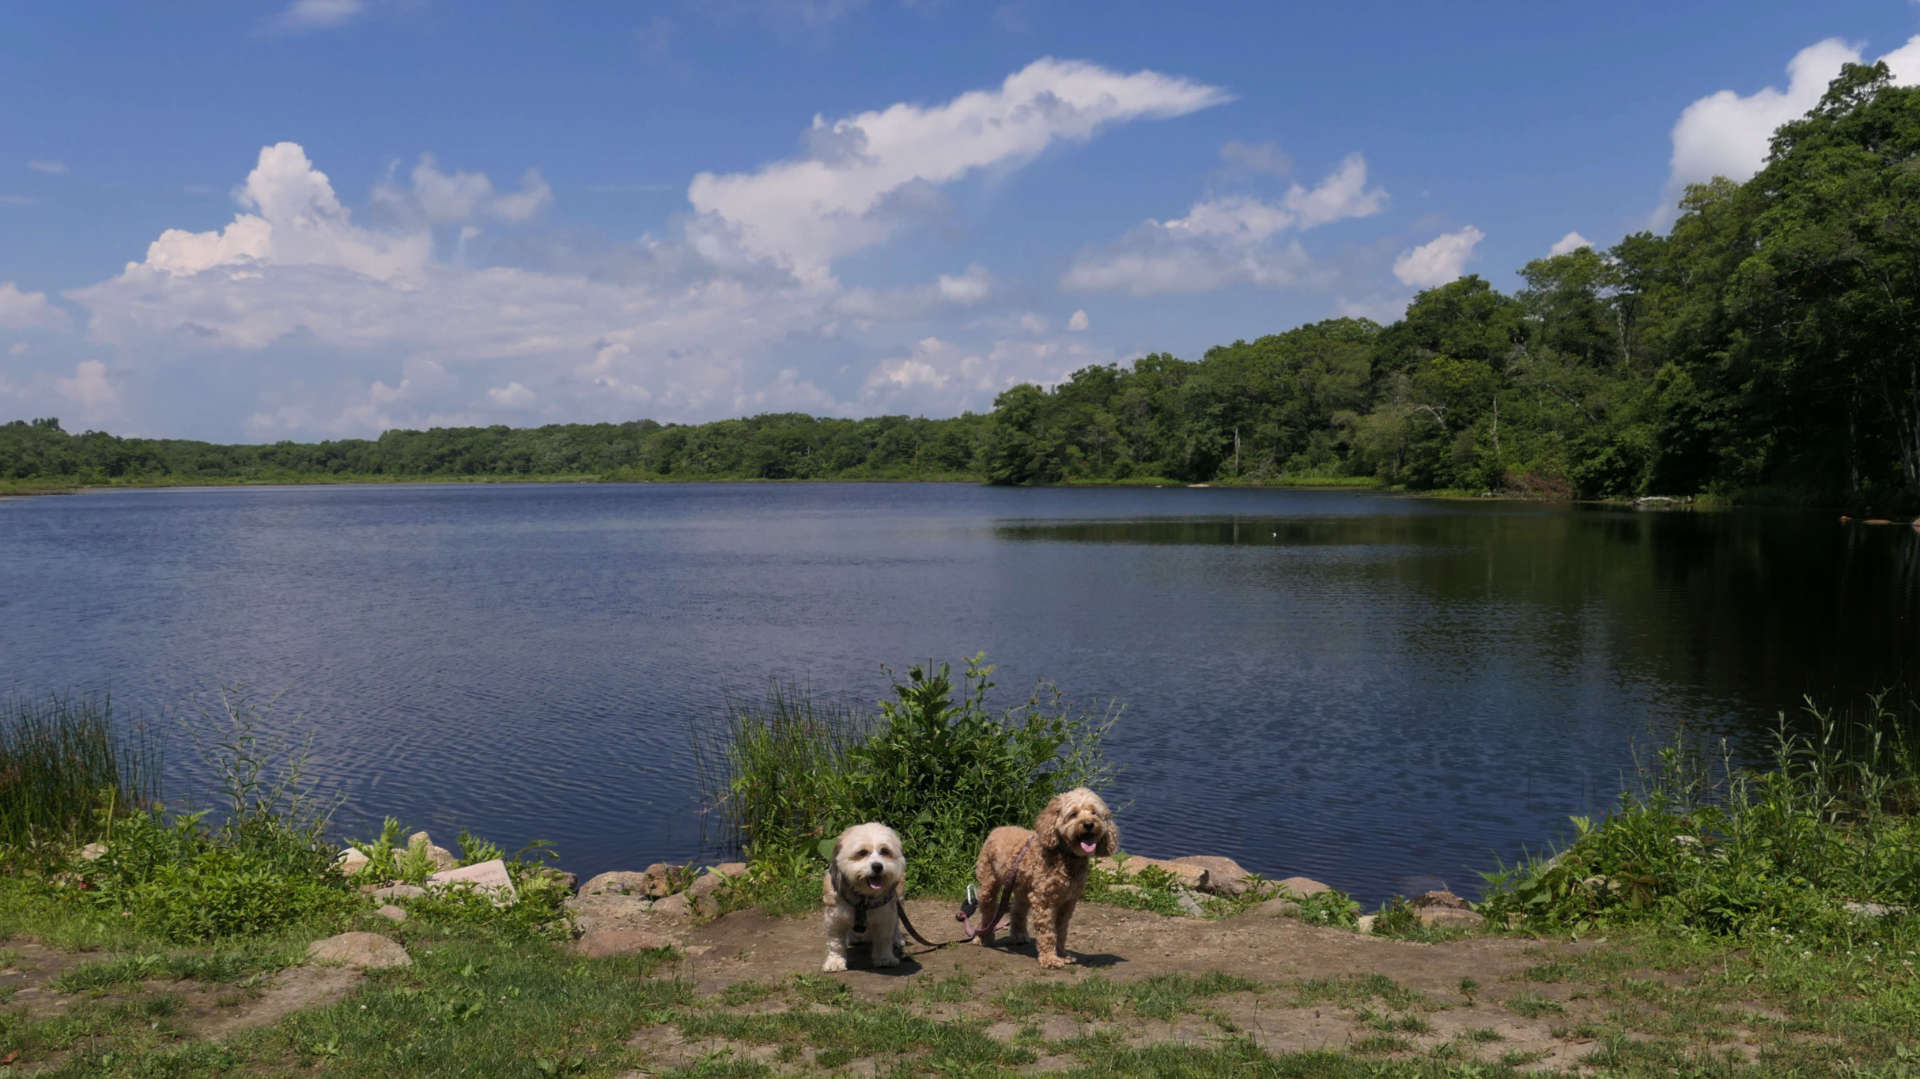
left=827, top=834, right=844, bottom=891
left=1094, top=812, right=1118, bottom=857
left=1033, top=792, right=1063, bottom=842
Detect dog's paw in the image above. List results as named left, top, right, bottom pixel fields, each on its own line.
left=874, top=949, right=900, bottom=968
left=1005, top=929, right=1030, bottom=944
left=1037, top=953, right=1072, bottom=969
left=822, top=954, right=848, bottom=972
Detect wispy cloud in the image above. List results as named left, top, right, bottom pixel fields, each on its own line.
left=688, top=57, right=1231, bottom=279
left=270, top=0, right=367, bottom=32
left=27, top=160, right=68, bottom=175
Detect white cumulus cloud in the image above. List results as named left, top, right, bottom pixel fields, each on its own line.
left=1659, top=35, right=1920, bottom=220
left=936, top=264, right=993, bottom=304
left=0, top=282, right=67, bottom=330
left=377, top=155, right=553, bottom=223
left=487, top=381, right=535, bottom=408
left=1063, top=154, right=1379, bottom=297
left=55, top=360, right=117, bottom=410
left=1067, top=309, right=1088, bottom=331
left=1548, top=231, right=1592, bottom=256
left=1393, top=226, right=1484, bottom=288
left=687, top=57, right=1230, bottom=277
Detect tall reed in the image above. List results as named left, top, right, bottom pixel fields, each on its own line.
left=0, top=693, right=156, bottom=857
left=693, top=683, right=870, bottom=860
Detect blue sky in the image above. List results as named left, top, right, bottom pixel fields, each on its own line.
left=3, top=1, right=1918, bottom=442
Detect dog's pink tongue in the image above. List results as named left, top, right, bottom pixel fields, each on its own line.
left=868, top=878, right=883, bottom=889
left=1079, top=840, right=1097, bottom=853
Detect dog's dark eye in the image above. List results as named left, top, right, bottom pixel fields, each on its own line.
left=879, top=847, right=891, bottom=857
left=854, top=849, right=868, bottom=859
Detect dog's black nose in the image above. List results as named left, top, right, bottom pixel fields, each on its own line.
left=870, top=861, right=884, bottom=875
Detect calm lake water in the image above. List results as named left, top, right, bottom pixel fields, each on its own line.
left=4, top=483, right=1916, bottom=903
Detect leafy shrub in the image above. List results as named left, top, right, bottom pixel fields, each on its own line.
left=702, top=654, right=1117, bottom=894
left=68, top=689, right=357, bottom=942
left=83, top=809, right=357, bottom=942
left=1481, top=694, right=1920, bottom=942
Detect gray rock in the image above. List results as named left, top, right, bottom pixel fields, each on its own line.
left=1173, top=889, right=1206, bottom=917
left=307, top=932, right=410, bottom=970
left=1252, top=897, right=1302, bottom=919
left=1171, top=855, right=1253, bottom=897
left=1354, top=914, right=1376, bottom=934
left=1091, top=855, right=1210, bottom=892
left=1275, top=876, right=1332, bottom=899
left=709, top=861, right=749, bottom=879
left=581, top=871, right=655, bottom=897
left=1410, top=889, right=1470, bottom=911
left=405, top=832, right=460, bottom=872
left=79, top=842, right=108, bottom=862
left=370, top=883, right=426, bottom=902
left=563, top=892, right=657, bottom=934
left=1842, top=901, right=1908, bottom=919
left=374, top=904, right=408, bottom=923
left=333, top=848, right=371, bottom=876
left=651, top=892, right=692, bottom=920
left=683, top=871, right=734, bottom=913
left=426, top=859, right=518, bottom=906
left=1418, top=907, right=1485, bottom=930
left=641, top=863, right=691, bottom=897
left=571, top=928, right=673, bottom=958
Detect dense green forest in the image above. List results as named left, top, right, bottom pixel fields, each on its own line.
left=5, top=64, right=1917, bottom=507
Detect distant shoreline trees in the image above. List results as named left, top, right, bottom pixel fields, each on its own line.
left=6, top=65, right=1916, bottom=509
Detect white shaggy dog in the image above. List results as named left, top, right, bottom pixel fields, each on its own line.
left=821, top=821, right=906, bottom=972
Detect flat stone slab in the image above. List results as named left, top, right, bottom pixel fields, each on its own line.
left=426, top=859, right=518, bottom=906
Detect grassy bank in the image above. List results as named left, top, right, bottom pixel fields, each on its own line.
left=3, top=679, right=1918, bottom=1075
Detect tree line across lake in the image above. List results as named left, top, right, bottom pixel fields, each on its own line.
left=6, top=64, right=1918, bottom=508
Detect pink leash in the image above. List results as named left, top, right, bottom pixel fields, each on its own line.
left=957, top=835, right=1034, bottom=941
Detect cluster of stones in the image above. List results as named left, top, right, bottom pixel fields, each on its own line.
left=1094, top=853, right=1489, bottom=931
left=562, top=860, right=750, bottom=958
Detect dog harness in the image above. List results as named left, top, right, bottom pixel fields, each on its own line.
left=831, top=867, right=942, bottom=947
left=831, top=866, right=896, bottom=934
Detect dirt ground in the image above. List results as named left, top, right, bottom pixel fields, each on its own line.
left=2, top=901, right=1783, bottom=1074
left=630, top=900, right=1686, bottom=1073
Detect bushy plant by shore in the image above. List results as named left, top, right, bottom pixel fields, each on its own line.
left=1480, top=692, right=1920, bottom=942
left=700, top=654, right=1117, bottom=900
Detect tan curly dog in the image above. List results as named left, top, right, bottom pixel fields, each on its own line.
left=971, top=787, right=1117, bottom=968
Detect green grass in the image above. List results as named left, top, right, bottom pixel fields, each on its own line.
left=0, top=693, right=154, bottom=859
left=994, top=972, right=1260, bottom=1023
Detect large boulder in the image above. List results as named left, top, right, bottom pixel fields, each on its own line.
left=1418, top=908, right=1485, bottom=930
left=580, top=871, right=657, bottom=897
left=308, top=932, right=410, bottom=969
left=1170, top=855, right=1254, bottom=897
left=564, top=891, right=660, bottom=936
left=1092, top=855, right=1210, bottom=892
left=333, top=847, right=371, bottom=877
left=1275, top=876, right=1332, bottom=898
